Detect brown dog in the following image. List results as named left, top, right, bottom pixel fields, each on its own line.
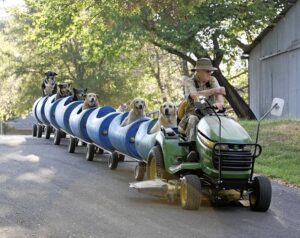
left=82, top=93, right=100, bottom=110
left=121, top=97, right=146, bottom=126
left=55, top=83, right=72, bottom=100
left=150, top=102, right=177, bottom=134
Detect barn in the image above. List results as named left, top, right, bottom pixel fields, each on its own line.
left=244, top=0, right=300, bottom=118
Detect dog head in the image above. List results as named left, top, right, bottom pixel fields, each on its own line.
left=117, top=103, right=128, bottom=112
left=44, top=71, right=57, bottom=87
left=73, top=88, right=87, bottom=100
left=130, top=97, right=146, bottom=114
left=58, top=83, right=72, bottom=97
left=160, top=101, right=176, bottom=118
left=84, top=93, right=99, bottom=107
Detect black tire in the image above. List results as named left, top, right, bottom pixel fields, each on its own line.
left=146, top=146, right=167, bottom=180
left=86, top=144, right=95, bottom=161
left=45, top=125, right=51, bottom=139
left=97, top=147, right=104, bottom=154
left=249, top=176, right=272, bottom=212
left=180, top=174, right=202, bottom=210
left=118, top=153, right=125, bottom=162
left=61, top=131, right=66, bottom=138
left=37, top=124, right=43, bottom=138
left=108, top=151, right=119, bottom=170
left=32, top=124, right=37, bottom=137
left=53, top=129, right=61, bottom=145
left=134, top=162, right=146, bottom=181
left=68, top=136, right=76, bottom=153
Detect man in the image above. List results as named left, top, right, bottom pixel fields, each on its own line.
left=178, top=58, right=226, bottom=162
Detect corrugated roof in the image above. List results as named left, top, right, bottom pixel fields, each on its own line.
left=243, top=0, right=298, bottom=54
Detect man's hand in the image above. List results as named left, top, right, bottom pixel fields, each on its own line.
left=213, top=102, right=224, bottom=111
left=214, top=87, right=226, bottom=95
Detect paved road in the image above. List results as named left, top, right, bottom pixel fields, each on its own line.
left=0, top=135, right=299, bottom=238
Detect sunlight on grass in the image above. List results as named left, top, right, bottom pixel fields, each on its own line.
left=240, top=119, right=300, bottom=186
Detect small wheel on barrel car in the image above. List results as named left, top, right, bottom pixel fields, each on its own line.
left=53, top=129, right=61, bottom=145
left=96, top=147, right=104, bottom=154
left=118, top=154, right=125, bottom=162
left=68, top=136, right=77, bottom=153
left=32, top=124, right=37, bottom=137
left=86, top=144, right=95, bottom=161
left=45, top=125, right=51, bottom=139
left=37, top=124, right=43, bottom=138
left=108, top=151, right=119, bottom=170
left=134, top=162, right=146, bottom=181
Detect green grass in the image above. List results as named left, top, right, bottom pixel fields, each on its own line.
left=240, top=119, right=300, bottom=187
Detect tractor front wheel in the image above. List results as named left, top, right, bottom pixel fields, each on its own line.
left=249, top=176, right=272, bottom=212
left=180, top=174, right=202, bottom=210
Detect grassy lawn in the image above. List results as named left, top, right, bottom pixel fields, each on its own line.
left=240, top=119, right=300, bottom=187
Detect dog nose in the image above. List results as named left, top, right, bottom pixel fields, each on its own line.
left=165, top=108, right=169, bottom=115
left=139, top=105, right=143, bottom=109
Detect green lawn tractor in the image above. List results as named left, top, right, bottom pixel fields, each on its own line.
left=130, top=97, right=284, bottom=211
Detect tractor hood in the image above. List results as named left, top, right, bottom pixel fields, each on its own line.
left=197, top=116, right=252, bottom=144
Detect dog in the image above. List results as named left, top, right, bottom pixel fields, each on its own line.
left=41, top=71, right=57, bottom=96
left=121, top=97, right=146, bottom=126
left=116, top=103, right=128, bottom=112
left=150, top=102, right=177, bottom=134
left=82, top=93, right=100, bottom=110
left=55, top=83, right=72, bottom=100
left=72, top=88, right=87, bottom=101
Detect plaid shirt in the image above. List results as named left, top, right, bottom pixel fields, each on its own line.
left=184, top=75, right=220, bottom=115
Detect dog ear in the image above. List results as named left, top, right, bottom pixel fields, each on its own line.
left=160, top=104, right=164, bottom=114
left=129, top=100, right=134, bottom=109
left=73, top=88, right=77, bottom=94
left=143, top=100, right=146, bottom=108
left=83, top=94, right=87, bottom=99
left=84, top=88, right=88, bottom=93
left=58, top=84, right=63, bottom=89
left=96, top=94, right=99, bottom=99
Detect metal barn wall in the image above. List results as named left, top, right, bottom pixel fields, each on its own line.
left=249, top=1, right=300, bottom=118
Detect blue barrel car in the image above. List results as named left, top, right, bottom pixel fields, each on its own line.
left=83, top=106, right=117, bottom=160
left=107, top=112, right=150, bottom=170
left=32, top=97, right=43, bottom=137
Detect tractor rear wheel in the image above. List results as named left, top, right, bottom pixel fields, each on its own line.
left=147, top=146, right=167, bottom=180
left=249, top=176, right=272, bottom=212
left=180, top=174, right=202, bottom=210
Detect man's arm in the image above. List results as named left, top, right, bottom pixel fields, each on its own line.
left=189, top=87, right=225, bottom=100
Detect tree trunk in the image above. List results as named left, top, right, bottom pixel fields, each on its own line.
left=214, top=70, right=256, bottom=120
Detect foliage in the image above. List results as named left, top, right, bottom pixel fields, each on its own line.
left=0, top=0, right=287, bottom=120
left=241, top=119, right=300, bottom=187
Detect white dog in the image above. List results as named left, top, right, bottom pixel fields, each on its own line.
left=82, top=93, right=100, bottom=110
left=121, top=97, right=146, bottom=126
left=116, top=103, right=128, bottom=112
left=150, top=102, right=177, bottom=134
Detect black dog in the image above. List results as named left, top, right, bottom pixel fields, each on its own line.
left=55, top=83, right=72, bottom=100
left=41, top=71, right=58, bottom=96
left=72, top=88, right=87, bottom=101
